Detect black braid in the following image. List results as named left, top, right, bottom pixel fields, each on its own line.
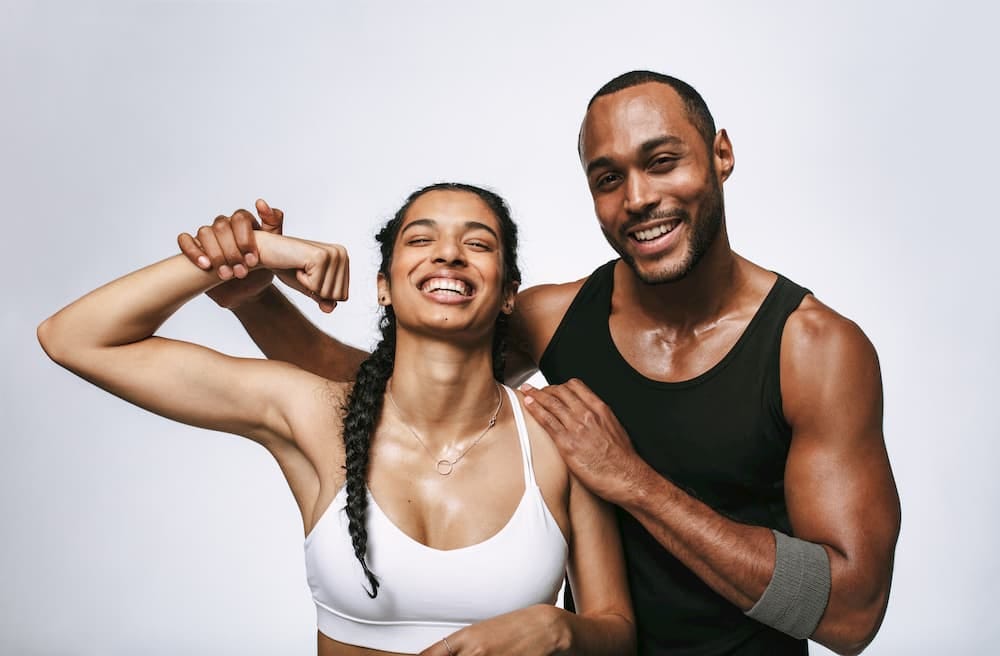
left=339, top=182, right=520, bottom=598
left=491, top=312, right=509, bottom=382
left=340, top=309, right=396, bottom=597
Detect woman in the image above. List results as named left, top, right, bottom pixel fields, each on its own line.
left=38, top=183, right=635, bottom=655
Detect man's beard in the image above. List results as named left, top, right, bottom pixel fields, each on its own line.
left=604, top=179, right=724, bottom=285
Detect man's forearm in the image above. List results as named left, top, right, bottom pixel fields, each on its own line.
left=618, top=466, right=884, bottom=654
left=620, top=466, right=775, bottom=609
left=231, top=285, right=368, bottom=381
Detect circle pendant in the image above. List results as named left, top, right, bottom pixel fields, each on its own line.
left=436, top=459, right=454, bottom=476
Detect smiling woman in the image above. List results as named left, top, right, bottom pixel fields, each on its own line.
left=37, top=182, right=636, bottom=656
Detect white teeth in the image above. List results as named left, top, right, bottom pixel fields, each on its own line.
left=421, top=277, right=471, bottom=296
left=632, top=223, right=676, bottom=242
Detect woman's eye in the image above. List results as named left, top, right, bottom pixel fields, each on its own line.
left=408, top=237, right=431, bottom=245
left=467, top=241, right=490, bottom=250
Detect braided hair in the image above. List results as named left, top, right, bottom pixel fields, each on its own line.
left=340, top=182, right=521, bottom=597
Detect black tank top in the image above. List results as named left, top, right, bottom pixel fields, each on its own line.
left=540, top=260, right=811, bottom=656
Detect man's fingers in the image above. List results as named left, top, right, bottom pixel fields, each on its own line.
left=177, top=232, right=210, bottom=269
left=521, top=386, right=569, bottom=434
left=214, top=212, right=253, bottom=278
left=255, top=198, right=284, bottom=234
left=522, top=383, right=584, bottom=425
left=196, top=225, right=233, bottom=280
left=564, top=377, right=605, bottom=407
left=230, top=211, right=260, bottom=267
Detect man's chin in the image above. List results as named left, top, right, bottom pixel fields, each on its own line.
left=621, top=253, right=693, bottom=286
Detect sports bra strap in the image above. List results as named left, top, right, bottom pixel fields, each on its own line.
left=503, top=385, right=535, bottom=488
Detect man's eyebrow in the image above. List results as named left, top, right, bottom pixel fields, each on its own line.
left=401, top=218, right=499, bottom=240
left=585, top=156, right=615, bottom=176
left=585, top=136, right=684, bottom=176
left=640, top=135, right=683, bottom=153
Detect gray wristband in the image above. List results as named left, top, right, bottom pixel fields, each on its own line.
left=745, top=529, right=831, bottom=639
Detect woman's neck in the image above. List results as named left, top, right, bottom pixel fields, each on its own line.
left=386, top=333, right=501, bottom=446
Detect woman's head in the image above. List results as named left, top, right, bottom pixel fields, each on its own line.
left=375, top=182, right=521, bottom=323
left=340, top=182, right=520, bottom=597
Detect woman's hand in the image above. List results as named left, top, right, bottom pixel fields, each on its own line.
left=254, top=232, right=349, bottom=313
left=418, top=605, right=569, bottom=656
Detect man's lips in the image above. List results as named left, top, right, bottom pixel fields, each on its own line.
left=628, top=218, right=682, bottom=243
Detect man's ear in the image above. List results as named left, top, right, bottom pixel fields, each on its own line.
left=714, top=129, right=735, bottom=182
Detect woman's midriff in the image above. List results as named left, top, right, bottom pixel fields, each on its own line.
left=318, top=630, right=417, bottom=656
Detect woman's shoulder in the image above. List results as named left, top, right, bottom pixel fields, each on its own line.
left=509, top=386, right=570, bottom=486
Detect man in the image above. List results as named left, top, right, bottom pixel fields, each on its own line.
left=179, top=71, right=899, bottom=655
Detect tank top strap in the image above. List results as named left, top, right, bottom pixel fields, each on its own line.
left=502, top=385, right=536, bottom=488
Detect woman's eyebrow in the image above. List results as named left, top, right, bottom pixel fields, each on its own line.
left=401, top=218, right=498, bottom=240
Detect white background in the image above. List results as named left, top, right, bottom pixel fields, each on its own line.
left=3, top=1, right=998, bottom=654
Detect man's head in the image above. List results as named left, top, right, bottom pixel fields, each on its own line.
left=579, top=71, right=734, bottom=284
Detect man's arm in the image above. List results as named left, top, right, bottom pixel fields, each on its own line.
left=521, top=301, right=900, bottom=655
left=229, top=283, right=368, bottom=381
left=177, top=200, right=368, bottom=381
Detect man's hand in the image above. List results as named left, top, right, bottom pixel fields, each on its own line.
left=520, top=378, right=647, bottom=503
left=177, top=199, right=284, bottom=309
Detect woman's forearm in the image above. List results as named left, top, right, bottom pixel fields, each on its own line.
left=38, top=254, right=221, bottom=364
left=560, top=608, right=636, bottom=655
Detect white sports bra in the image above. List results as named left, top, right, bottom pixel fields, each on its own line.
left=303, top=385, right=569, bottom=653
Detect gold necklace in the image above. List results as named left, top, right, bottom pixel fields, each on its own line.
left=386, top=381, right=503, bottom=476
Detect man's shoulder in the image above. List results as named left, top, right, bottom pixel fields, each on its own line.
left=780, top=293, right=879, bottom=396
left=509, top=272, right=597, bottom=366
left=783, top=294, right=872, bottom=355
left=516, top=277, right=588, bottom=317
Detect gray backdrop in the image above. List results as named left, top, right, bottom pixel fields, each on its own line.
left=3, top=1, right=997, bottom=654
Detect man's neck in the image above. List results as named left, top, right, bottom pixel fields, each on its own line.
left=618, top=234, right=745, bottom=335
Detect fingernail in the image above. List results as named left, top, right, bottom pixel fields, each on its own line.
left=197, top=256, right=210, bottom=269
left=219, top=265, right=233, bottom=280
left=244, top=252, right=258, bottom=267
left=523, top=395, right=534, bottom=404
left=233, top=264, right=247, bottom=278
left=519, top=383, right=534, bottom=391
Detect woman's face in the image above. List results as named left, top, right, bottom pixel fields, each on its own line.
left=378, top=189, right=513, bottom=343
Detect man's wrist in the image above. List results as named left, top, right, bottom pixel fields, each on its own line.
left=609, top=454, right=661, bottom=508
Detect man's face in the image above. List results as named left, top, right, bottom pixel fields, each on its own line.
left=580, top=83, right=731, bottom=284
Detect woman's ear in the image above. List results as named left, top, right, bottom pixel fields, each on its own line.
left=377, top=273, right=391, bottom=306
left=502, top=281, right=519, bottom=315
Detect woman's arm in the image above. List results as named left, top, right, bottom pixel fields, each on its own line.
left=37, top=232, right=349, bottom=446
left=557, top=475, right=636, bottom=653
left=178, top=202, right=370, bottom=381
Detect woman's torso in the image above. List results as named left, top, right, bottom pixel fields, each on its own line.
left=270, top=380, right=572, bottom=655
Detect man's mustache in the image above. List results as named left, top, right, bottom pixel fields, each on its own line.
left=620, top=208, right=689, bottom=235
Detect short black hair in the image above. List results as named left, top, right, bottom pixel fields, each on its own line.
left=585, top=70, right=717, bottom=151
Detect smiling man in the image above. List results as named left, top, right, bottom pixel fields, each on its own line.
left=179, top=71, right=900, bottom=655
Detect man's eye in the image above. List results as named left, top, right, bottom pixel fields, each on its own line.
left=467, top=241, right=491, bottom=250
left=408, top=237, right=432, bottom=245
left=596, top=173, right=620, bottom=188
left=650, top=156, right=677, bottom=169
